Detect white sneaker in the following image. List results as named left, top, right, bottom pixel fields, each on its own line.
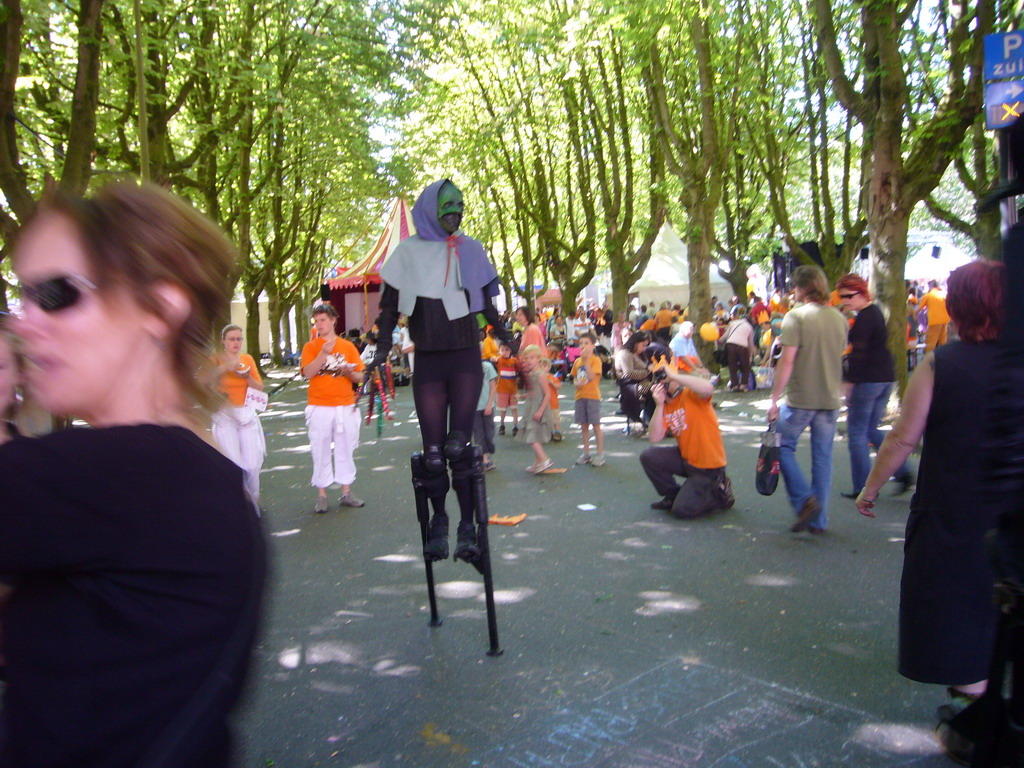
left=591, top=453, right=606, bottom=466
left=576, top=453, right=592, bottom=465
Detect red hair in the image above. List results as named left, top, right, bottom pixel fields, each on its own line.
left=835, top=273, right=871, bottom=299
left=946, top=261, right=1004, bottom=343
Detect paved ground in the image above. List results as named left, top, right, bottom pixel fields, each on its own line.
left=237, top=369, right=954, bottom=768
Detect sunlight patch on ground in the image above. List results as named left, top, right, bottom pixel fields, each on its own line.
left=852, top=723, right=943, bottom=755
left=602, top=551, right=630, bottom=561
left=622, top=537, right=651, bottom=548
left=746, top=573, right=798, bottom=587
left=635, top=590, right=701, bottom=616
left=484, top=587, right=537, bottom=605
left=373, top=554, right=418, bottom=563
left=261, top=465, right=297, bottom=472
left=306, top=641, right=361, bottom=666
left=277, top=647, right=302, bottom=669
left=270, top=529, right=301, bottom=538
left=719, top=423, right=769, bottom=435
left=436, top=580, right=485, bottom=599
left=371, top=464, right=397, bottom=471
left=372, top=659, right=421, bottom=677
left=279, top=444, right=312, bottom=454
left=501, top=552, right=519, bottom=561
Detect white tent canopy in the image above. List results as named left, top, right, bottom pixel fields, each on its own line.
left=903, top=242, right=975, bottom=282
left=631, top=223, right=732, bottom=309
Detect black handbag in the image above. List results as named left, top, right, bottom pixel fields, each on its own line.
left=755, top=423, right=781, bottom=496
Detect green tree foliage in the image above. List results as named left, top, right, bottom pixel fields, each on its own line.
left=0, top=0, right=410, bottom=350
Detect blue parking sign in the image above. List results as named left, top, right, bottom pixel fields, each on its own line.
left=985, top=32, right=1024, bottom=81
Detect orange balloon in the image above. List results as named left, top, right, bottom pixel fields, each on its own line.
left=699, top=322, right=720, bottom=342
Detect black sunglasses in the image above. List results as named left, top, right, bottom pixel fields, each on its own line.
left=22, top=274, right=98, bottom=313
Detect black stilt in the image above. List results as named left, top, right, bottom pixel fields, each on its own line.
left=468, top=445, right=503, bottom=656
left=410, top=441, right=503, bottom=655
left=410, top=453, right=442, bottom=627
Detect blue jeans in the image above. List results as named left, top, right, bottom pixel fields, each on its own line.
left=777, top=405, right=838, bottom=530
left=846, top=381, right=911, bottom=493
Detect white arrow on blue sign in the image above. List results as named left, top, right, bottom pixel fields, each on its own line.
left=985, top=80, right=1024, bottom=129
left=985, top=31, right=1024, bottom=81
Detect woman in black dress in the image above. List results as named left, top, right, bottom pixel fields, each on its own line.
left=1, top=182, right=266, bottom=767
left=857, top=261, right=1003, bottom=741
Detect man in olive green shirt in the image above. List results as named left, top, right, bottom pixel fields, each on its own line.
left=767, top=265, right=848, bottom=534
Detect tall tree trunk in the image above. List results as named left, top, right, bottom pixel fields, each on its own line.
left=870, top=210, right=912, bottom=392
left=268, top=289, right=283, bottom=366
left=244, top=288, right=262, bottom=373
left=59, top=0, right=104, bottom=193
left=686, top=205, right=716, bottom=363
left=282, top=301, right=293, bottom=357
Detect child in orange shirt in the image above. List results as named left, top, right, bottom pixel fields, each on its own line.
left=495, top=342, right=519, bottom=436
left=571, top=333, right=605, bottom=466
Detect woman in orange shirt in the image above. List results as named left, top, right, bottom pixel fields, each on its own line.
left=211, top=324, right=266, bottom=503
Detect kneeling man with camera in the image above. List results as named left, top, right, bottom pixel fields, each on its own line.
left=640, top=363, right=735, bottom=519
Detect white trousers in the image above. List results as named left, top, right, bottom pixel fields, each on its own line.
left=212, top=405, right=266, bottom=502
left=305, top=404, right=361, bottom=488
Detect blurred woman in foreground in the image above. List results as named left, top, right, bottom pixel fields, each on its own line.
left=0, top=182, right=266, bottom=767
left=856, top=261, right=1003, bottom=754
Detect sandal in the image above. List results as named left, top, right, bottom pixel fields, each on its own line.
left=529, top=459, right=553, bottom=474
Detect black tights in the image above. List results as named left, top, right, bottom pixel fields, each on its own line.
left=413, top=347, right=483, bottom=524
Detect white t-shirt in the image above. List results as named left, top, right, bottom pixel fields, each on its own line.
left=399, top=326, right=415, bottom=374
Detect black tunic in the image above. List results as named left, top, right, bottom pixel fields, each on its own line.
left=899, top=341, right=999, bottom=684
left=376, top=283, right=504, bottom=353
left=0, top=426, right=267, bottom=767
left=845, top=303, right=896, bottom=383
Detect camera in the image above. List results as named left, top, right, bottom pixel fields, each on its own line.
left=652, top=366, right=669, bottom=383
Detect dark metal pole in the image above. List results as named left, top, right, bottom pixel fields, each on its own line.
left=410, top=454, right=441, bottom=627
left=470, top=447, right=503, bottom=657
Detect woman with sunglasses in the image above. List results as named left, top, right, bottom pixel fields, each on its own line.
left=0, top=182, right=266, bottom=767
left=212, top=324, right=266, bottom=504
left=835, top=274, right=913, bottom=499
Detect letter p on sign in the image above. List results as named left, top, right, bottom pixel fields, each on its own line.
left=1007, top=34, right=1023, bottom=59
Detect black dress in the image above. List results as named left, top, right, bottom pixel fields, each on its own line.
left=0, top=425, right=267, bottom=768
left=899, top=341, right=1000, bottom=684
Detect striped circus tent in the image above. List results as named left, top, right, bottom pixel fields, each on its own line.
left=326, top=198, right=415, bottom=290
left=323, top=199, right=415, bottom=331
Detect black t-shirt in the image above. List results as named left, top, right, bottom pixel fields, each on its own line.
left=845, top=303, right=896, bottom=383
left=0, top=425, right=267, bottom=768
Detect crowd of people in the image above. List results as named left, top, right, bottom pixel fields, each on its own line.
left=0, top=175, right=1003, bottom=767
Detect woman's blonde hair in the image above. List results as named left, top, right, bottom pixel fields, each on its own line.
left=28, top=181, right=237, bottom=414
